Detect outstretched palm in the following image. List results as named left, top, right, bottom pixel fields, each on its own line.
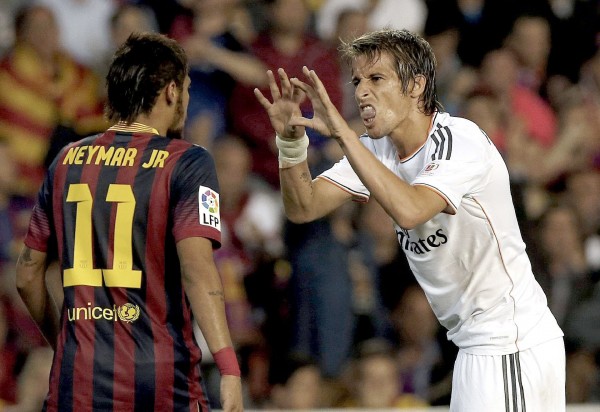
left=255, top=67, right=351, bottom=141
left=289, top=66, right=351, bottom=141
left=254, top=68, right=307, bottom=140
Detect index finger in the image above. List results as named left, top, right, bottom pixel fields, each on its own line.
left=289, top=77, right=321, bottom=107
left=302, top=66, right=334, bottom=106
left=266, top=70, right=281, bottom=101
left=253, top=87, right=272, bottom=111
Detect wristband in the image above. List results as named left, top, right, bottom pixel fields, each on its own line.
left=213, top=347, right=241, bottom=377
left=276, top=133, right=309, bottom=168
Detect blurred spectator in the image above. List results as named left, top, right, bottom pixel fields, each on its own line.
left=533, top=0, right=599, bottom=86
left=390, top=285, right=454, bottom=405
left=477, top=47, right=557, bottom=151
left=471, top=46, right=581, bottom=214
left=461, top=91, right=507, bottom=152
left=110, top=3, right=158, bottom=48
left=479, top=89, right=599, bottom=218
left=551, top=97, right=600, bottom=179
left=330, top=7, right=368, bottom=133
left=0, top=0, right=28, bottom=56
left=0, top=142, right=17, bottom=265
left=330, top=202, right=391, bottom=345
left=356, top=199, right=413, bottom=314
left=340, top=338, right=428, bottom=408
left=282, top=192, right=390, bottom=383
left=96, top=3, right=159, bottom=93
left=229, top=0, right=343, bottom=187
left=284, top=216, right=355, bottom=379
left=211, top=134, right=287, bottom=405
left=576, top=52, right=600, bottom=172
left=0, top=299, right=19, bottom=407
left=35, top=0, right=116, bottom=71
left=564, top=283, right=600, bottom=356
left=130, top=0, right=188, bottom=34
left=315, top=0, right=427, bottom=42
left=216, top=135, right=284, bottom=259
left=266, top=355, right=324, bottom=409
left=579, top=48, right=600, bottom=109
left=212, top=134, right=284, bottom=349
left=169, top=0, right=266, bottom=145
left=564, top=343, right=600, bottom=403
left=0, top=4, right=107, bottom=199
left=532, top=203, right=595, bottom=327
left=563, top=285, right=600, bottom=384
left=4, top=346, right=53, bottom=412
left=425, top=0, right=522, bottom=68
left=503, top=14, right=551, bottom=93
left=565, top=170, right=600, bottom=273
left=423, top=21, right=477, bottom=115
left=173, top=0, right=258, bottom=46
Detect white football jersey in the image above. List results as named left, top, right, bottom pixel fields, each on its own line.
left=318, top=112, right=563, bottom=354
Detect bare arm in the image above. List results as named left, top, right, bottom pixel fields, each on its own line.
left=289, top=67, right=447, bottom=229
left=185, top=36, right=268, bottom=87
left=335, top=131, right=448, bottom=229
left=254, top=69, right=351, bottom=223
left=177, top=237, right=243, bottom=412
left=15, top=246, right=60, bottom=350
left=279, top=161, right=351, bottom=223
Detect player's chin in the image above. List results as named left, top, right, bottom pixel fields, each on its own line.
left=363, top=122, right=384, bottom=139
left=366, top=129, right=386, bottom=140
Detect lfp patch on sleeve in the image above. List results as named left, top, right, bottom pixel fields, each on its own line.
left=198, top=186, right=221, bottom=231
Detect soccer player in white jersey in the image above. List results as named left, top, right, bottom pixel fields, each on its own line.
left=254, top=28, right=565, bottom=411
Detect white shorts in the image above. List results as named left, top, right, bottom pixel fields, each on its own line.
left=450, top=338, right=565, bottom=412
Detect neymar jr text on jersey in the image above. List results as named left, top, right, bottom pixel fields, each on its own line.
left=63, top=145, right=169, bottom=168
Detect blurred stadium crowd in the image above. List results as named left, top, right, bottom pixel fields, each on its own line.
left=0, top=0, right=599, bottom=410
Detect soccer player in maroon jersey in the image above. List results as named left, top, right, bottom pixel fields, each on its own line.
left=15, top=33, right=243, bottom=412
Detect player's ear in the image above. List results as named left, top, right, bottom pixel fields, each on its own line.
left=165, top=81, right=178, bottom=106
left=410, top=75, right=426, bottom=98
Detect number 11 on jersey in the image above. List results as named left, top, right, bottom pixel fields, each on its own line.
left=63, top=183, right=142, bottom=288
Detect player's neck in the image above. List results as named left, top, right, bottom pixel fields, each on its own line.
left=133, top=113, right=169, bottom=137
left=389, top=112, right=434, bottom=159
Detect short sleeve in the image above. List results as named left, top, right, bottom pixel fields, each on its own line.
left=412, top=135, right=491, bottom=213
left=24, top=158, right=56, bottom=254
left=171, top=146, right=222, bottom=248
left=317, top=155, right=370, bottom=202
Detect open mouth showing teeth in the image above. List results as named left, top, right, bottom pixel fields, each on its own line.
left=361, top=105, right=376, bottom=125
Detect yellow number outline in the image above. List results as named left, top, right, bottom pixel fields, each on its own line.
left=63, top=183, right=142, bottom=288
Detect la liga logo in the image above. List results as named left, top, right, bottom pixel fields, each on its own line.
left=198, top=186, right=221, bottom=231
left=201, top=189, right=219, bottom=213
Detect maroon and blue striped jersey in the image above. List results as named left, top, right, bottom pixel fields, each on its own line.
left=24, top=123, right=222, bottom=412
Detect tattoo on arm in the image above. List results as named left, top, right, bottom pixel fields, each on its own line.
left=17, top=247, right=36, bottom=267
left=299, top=172, right=313, bottom=195
left=208, top=290, right=224, bottom=301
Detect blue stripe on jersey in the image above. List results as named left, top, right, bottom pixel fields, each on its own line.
left=58, top=316, right=76, bottom=411
left=93, top=287, right=115, bottom=411
left=91, top=138, right=123, bottom=411
left=131, top=138, right=163, bottom=412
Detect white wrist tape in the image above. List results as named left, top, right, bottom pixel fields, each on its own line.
left=276, top=133, right=309, bottom=168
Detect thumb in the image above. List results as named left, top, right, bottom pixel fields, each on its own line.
left=288, top=115, right=313, bottom=129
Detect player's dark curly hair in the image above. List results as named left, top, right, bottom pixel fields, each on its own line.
left=105, top=32, right=188, bottom=123
left=340, top=28, right=443, bottom=115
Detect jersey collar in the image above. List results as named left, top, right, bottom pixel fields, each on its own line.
left=108, top=122, right=160, bottom=135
